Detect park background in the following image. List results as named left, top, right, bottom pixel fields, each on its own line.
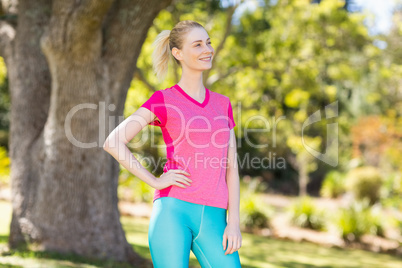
left=0, top=0, right=401, bottom=267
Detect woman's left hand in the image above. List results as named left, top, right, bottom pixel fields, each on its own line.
left=222, top=223, right=242, bottom=255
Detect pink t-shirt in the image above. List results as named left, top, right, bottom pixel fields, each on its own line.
left=140, top=84, right=236, bottom=209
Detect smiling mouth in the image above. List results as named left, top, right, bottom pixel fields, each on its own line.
left=199, top=56, right=212, bottom=62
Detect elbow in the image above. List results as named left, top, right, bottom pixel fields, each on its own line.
left=102, top=139, right=110, bottom=151
left=226, top=164, right=237, bottom=177
left=103, top=138, right=124, bottom=152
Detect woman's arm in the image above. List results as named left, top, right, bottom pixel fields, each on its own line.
left=226, top=128, right=240, bottom=225
left=222, top=128, right=242, bottom=255
left=103, top=107, right=159, bottom=188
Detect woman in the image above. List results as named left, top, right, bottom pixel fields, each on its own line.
left=103, top=20, right=242, bottom=268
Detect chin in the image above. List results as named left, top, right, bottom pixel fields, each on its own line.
left=188, top=63, right=212, bottom=72
left=199, top=64, right=212, bottom=71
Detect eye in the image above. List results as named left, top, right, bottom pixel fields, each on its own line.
left=195, top=42, right=211, bottom=47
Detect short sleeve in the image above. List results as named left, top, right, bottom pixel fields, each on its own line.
left=228, top=99, right=236, bottom=130
left=140, top=90, right=167, bottom=127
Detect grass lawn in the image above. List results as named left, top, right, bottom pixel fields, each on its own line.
left=1, top=200, right=401, bottom=268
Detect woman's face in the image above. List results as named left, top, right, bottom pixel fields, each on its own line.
left=173, top=27, right=215, bottom=72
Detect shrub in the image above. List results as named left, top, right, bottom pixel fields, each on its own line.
left=287, top=196, right=326, bottom=231
left=335, top=199, right=370, bottom=242
left=240, top=194, right=271, bottom=230
left=395, top=216, right=402, bottom=237
left=333, top=198, right=386, bottom=242
left=380, top=172, right=402, bottom=210
left=381, top=194, right=402, bottom=211
left=366, top=209, right=385, bottom=237
left=320, top=170, right=346, bottom=198
left=345, top=166, right=383, bottom=205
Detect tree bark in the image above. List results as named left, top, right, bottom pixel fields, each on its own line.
left=1, top=0, right=172, bottom=265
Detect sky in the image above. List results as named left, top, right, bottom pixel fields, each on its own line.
left=221, top=0, right=399, bottom=35
left=354, top=0, right=399, bottom=35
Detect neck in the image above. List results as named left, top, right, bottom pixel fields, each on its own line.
left=177, top=68, right=205, bottom=98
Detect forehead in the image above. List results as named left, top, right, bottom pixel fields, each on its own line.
left=184, top=27, right=210, bottom=44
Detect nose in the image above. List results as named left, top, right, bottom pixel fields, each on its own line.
left=204, top=45, right=214, bottom=55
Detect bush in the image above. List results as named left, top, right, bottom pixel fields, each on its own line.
left=366, top=208, right=386, bottom=238
left=287, top=196, right=326, bottom=231
left=345, top=166, right=383, bottom=205
left=320, top=170, right=346, bottom=198
left=335, top=201, right=367, bottom=242
left=380, top=172, right=402, bottom=210
left=333, top=198, right=386, bottom=243
left=381, top=194, right=402, bottom=211
left=394, top=216, right=402, bottom=237
left=240, top=194, right=271, bottom=230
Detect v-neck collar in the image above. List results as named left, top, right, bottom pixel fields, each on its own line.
left=174, top=84, right=209, bottom=108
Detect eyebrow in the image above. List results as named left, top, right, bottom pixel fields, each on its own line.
left=192, top=38, right=210, bottom=44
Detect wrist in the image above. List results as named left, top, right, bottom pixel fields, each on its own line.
left=227, top=217, right=240, bottom=225
left=150, top=175, right=158, bottom=189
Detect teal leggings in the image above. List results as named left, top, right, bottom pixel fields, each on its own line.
left=148, top=197, right=242, bottom=268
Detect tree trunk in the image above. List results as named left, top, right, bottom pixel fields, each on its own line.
left=298, top=157, right=308, bottom=196
left=0, top=0, right=172, bottom=265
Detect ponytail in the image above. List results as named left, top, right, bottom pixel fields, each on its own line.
left=152, top=30, right=171, bottom=82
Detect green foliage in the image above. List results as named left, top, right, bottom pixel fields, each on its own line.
left=335, top=200, right=369, bottom=242
left=239, top=193, right=271, bottom=230
left=345, top=166, right=384, bottom=205
left=333, top=198, right=386, bottom=243
left=238, top=177, right=273, bottom=230
left=0, top=58, right=9, bottom=114
left=241, top=175, right=269, bottom=194
left=118, top=165, right=154, bottom=204
left=366, top=208, right=386, bottom=238
left=287, top=195, right=326, bottom=231
left=380, top=172, right=402, bottom=210
left=381, top=194, right=402, bottom=212
left=320, top=170, right=346, bottom=198
left=0, top=57, right=10, bottom=148
left=0, top=146, right=10, bottom=187
left=391, top=214, right=402, bottom=238
left=284, top=88, right=310, bottom=109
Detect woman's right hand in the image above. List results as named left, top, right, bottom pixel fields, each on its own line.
left=153, top=169, right=192, bottom=190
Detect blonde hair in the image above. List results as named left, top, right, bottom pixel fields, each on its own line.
left=152, top=20, right=205, bottom=82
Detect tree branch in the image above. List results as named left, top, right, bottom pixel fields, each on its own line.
left=51, top=0, right=114, bottom=32
left=134, top=67, right=157, bottom=92
left=206, top=66, right=242, bottom=86
left=41, top=0, right=114, bottom=60
left=102, top=0, right=172, bottom=106
left=103, top=0, right=172, bottom=64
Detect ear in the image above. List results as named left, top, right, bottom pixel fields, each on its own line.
left=172, top=47, right=182, bottom=61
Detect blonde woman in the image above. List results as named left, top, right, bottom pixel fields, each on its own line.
left=103, top=20, right=241, bottom=267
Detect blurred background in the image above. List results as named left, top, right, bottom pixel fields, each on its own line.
left=0, top=0, right=401, bottom=267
